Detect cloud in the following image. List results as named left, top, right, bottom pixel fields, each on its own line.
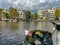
left=12, top=0, right=59, bottom=10
left=12, top=0, right=45, bottom=10
left=39, top=0, right=46, bottom=3
left=8, top=0, right=12, bottom=2
left=0, top=0, right=59, bottom=10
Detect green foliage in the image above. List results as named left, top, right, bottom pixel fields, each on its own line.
left=25, top=11, right=31, bottom=20
left=0, top=8, right=3, bottom=17
left=55, top=9, right=60, bottom=17
left=28, top=37, right=34, bottom=43
left=32, top=13, right=39, bottom=19
left=4, top=13, right=10, bottom=18
left=9, top=7, right=19, bottom=18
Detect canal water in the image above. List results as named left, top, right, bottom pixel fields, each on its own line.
left=0, top=21, right=55, bottom=45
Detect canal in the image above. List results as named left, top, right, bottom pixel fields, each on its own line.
left=0, top=21, right=55, bottom=45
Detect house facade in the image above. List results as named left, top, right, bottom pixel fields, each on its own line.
left=37, top=9, right=55, bottom=20
left=47, top=9, right=55, bottom=20
left=37, top=9, right=46, bottom=20
left=19, top=10, right=26, bottom=20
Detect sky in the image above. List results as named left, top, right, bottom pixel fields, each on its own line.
left=0, top=0, right=59, bottom=11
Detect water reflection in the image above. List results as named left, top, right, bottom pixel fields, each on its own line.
left=0, top=21, right=54, bottom=45
left=9, top=22, right=19, bottom=31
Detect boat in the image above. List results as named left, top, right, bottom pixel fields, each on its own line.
left=25, top=30, right=53, bottom=45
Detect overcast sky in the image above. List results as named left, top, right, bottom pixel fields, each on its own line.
left=0, top=0, right=59, bottom=10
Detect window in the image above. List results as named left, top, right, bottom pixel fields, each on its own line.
left=21, top=12, right=23, bottom=15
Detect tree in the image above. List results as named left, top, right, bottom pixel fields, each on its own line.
left=9, top=7, right=19, bottom=19
left=0, top=8, right=3, bottom=17
left=32, top=13, right=39, bottom=20
left=4, top=12, right=9, bottom=18
left=55, top=9, right=60, bottom=17
left=25, top=11, right=31, bottom=20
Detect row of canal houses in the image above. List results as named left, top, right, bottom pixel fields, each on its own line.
left=1, top=8, right=60, bottom=22
left=37, top=9, right=56, bottom=20
left=0, top=9, right=26, bottom=22
left=19, top=9, right=55, bottom=21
